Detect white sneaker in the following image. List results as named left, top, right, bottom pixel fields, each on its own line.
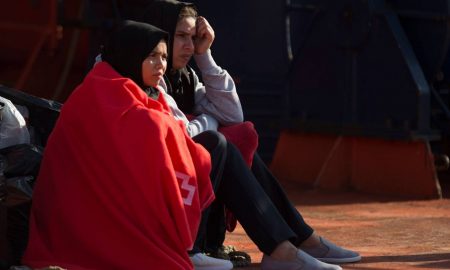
left=261, top=249, right=342, bottom=270
left=190, top=253, right=233, bottom=270
left=302, top=237, right=361, bottom=264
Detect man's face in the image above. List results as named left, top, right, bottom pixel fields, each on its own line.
left=172, top=16, right=196, bottom=70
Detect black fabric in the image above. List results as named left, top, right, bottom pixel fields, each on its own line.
left=141, top=0, right=196, bottom=72
left=145, top=86, right=161, bottom=100
left=0, top=87, right=59, bottom=269
left=250, top=153, right=314, bottom=247
left=0, top=86, right=61, bottom=147
left=164, top=67, right=196, bottom=113
left=191, top=130, right=314, bottom=255
left=0, top=154, right=32, bottom=269
left=142, top=0, right=197, bottom=113
left=191, top=131, right=227, bottom=254
left=102, top=20, right=168, bottom=90
left=217, top=145, right=314, bottom=255
left=0, top=203, right=10, bottom=270
left=204, top=201, right=226, bottom=253
left=0, top=144, right=43, bottom=178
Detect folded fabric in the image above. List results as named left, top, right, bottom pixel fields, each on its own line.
left=219, top=121, right=258, bottom=167
left=22, top=62, right=214, bottom=270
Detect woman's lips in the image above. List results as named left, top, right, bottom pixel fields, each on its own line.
left=181, top=54, right=192, bottom=62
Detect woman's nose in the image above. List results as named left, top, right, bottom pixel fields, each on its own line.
left=155, top=57, right=166, bottom=69
left=185, top=39, right=194, bottom=51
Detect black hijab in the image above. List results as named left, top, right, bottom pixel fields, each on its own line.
left=102, top=20, right=168, bottom=94
left=141, top=0, right=197, bottom=113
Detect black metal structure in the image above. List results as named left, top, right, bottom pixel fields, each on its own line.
left=190, top=0, right=288, bottom=161
left=5, top=0, right=450, bottom=161
left=285, top=0, right=450, bottom=141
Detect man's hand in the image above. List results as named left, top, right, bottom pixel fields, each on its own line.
left=194, top=16, right=215, bottom=55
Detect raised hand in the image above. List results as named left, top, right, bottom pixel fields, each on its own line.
left=194, top=16, right=215, bottom=55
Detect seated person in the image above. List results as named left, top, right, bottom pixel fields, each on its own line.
left=140, top=1, right=362, bottom=270
left=22, top=21, right=214, bottom=270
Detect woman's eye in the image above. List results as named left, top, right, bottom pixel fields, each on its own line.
left=177, top=34, right=192, bottom=41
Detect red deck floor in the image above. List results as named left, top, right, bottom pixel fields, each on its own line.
left=224, top=181, right=450, bottom=270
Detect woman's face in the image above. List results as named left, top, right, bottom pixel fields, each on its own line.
left=142, top=40, right=168, bottom=87
left=172, top=16, right=196, bottom=70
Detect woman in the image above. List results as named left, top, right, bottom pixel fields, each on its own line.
left=141, top=1, right=360, bottom=270
left=22, top=21, right=214, bottom=270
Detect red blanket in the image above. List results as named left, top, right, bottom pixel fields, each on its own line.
left=219, top=121, right=258, bottom=167
left=22, top=62, right=214, bottom=270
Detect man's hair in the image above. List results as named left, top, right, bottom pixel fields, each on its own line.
left=178, top=5, right=197, bottom=21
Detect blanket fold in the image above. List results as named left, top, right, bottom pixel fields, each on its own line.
left=22, top=62, right=214, bottom=270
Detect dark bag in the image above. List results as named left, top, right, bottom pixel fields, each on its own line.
left=0, top=144, right=43, bottom=179
left=0, top=144, right=43, bottom=270
left=0, top=85, right=61, bottom=147
left=0, top=86, right=57, bottom=270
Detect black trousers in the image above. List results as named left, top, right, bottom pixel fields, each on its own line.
left=191, top=131, right=227, bottom=254
left=192, top=131, right=314, bottom=255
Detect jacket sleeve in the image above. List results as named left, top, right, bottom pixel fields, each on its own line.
left=192, top=50, right=244, bottom=125
left=158, top=81, right=219, bottom=137
left=187, top=113, right=219, bottom=137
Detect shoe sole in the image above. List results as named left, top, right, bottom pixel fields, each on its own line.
left=316, top=255, right=362, bottom=264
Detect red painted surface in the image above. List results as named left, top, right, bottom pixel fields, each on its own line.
left=270, top=131, right=442, bottom=199
left=0, top=1, right=58, bottom=89
left=0, top=1, right=90, bottom=102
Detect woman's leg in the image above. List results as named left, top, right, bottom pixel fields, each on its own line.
left=191, top=131, right=227, bottom=253
left=217, top=143, right=302, bottom=255
left=215, top=144, right=344, bottom=269
left=250, top=153, right=313, bottom=246
left=204, top=201, right=226, bottom=254
left=250, top=154, right=361, bottom=265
